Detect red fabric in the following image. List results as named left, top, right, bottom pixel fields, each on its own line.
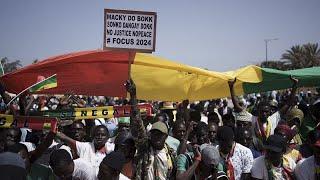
left=12, top=116, right=57, bottom=132
left=0, top=50, right=135, bottom=97
left=226, top=145, right=236, bottom=180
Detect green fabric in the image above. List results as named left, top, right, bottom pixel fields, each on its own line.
left=27, top=163, right=55, bottom=180
left=243, top=67, right=320, bottom=94
left=300, top=114, right=318, bottom=141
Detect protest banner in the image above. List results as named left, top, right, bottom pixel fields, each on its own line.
left=43, top=103, right=153, bottom=120
left=104, top=9, right=157, bottom=52
left=0, top=114, right=58, bottom=131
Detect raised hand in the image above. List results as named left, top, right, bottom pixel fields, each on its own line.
left=290, top=75, right=299, bottom=85
left=125, top=79, right=136, bottom=95
left=228, top=78, right=237, bottom=87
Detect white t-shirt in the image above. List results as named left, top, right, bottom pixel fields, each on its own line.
left=147, top=148, right=169, bottom=180
left=251, top=155, right=296, bottom=180
left=294, top=155, right=315, bottom=180
left=219, top=143, right=254, bottom=180
left=76, top=141, right=114, bottom=175
left=73, top=158, right=97, bottom=180
left=119, top=173, right=131, bottom=180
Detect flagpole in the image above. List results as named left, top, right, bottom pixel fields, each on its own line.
left=6, top=74, right=56, bottom=106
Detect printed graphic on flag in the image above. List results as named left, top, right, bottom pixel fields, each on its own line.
left=29, top=74, right=57, bottom=92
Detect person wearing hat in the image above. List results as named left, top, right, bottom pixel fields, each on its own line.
left=274, top=124, right=302, bottom=168
left=160, top=101, right=176, bottom=129
left=295, top=130, right=320, bottom=180
left=286, top=107, right=304, bottom=146
left=251, top=135, right=296, bottom=180
left=234, top=110, right=253, bottom=128
left=125, top=79, right=174, bottom=180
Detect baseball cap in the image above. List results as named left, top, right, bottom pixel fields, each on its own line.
left=150, top=121, right=168, bottom=135
left=264, top=134, right=286, bottom=152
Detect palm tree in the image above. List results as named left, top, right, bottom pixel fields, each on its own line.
left=303, top=43, right=320, bottom=67
left=0, top=57, right=22, bottom=73
left=281, top=43, right=320, bottom=69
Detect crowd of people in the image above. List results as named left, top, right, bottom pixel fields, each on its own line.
left=0, top=77, right=320, bottom=180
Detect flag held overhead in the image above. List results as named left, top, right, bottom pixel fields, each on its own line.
left=29, top=74, right=57, bottom=93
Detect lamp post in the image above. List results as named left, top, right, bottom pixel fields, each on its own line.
left=264, top=38, right=279, bottom=63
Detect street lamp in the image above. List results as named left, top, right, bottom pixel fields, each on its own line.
left=264, top=38, right=279, bottom=63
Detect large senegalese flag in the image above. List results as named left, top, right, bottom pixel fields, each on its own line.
left=29, top=74, right=57, bottom=92
left=1, top=49, right=320, bottom=101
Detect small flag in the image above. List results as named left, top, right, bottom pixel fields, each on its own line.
left=29, top=74, right=57, bottom=92
left=6, top=74, right=58, bottom=106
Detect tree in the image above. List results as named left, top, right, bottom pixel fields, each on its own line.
left=0, top=57, right=22, bottom=73
left=281, top=43, right=320, bottom=69
left=260, top=43, right=320, bottom=70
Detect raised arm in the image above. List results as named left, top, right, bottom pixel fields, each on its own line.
left=279, top=76, right=299, bottom=116
left=228, top=78, right=244, bottom=113
left=29, top=131, right=55, bottom=163
left=56, top=131, right=77, bottom=154
left=125, top=79, right=148, bottom=150
left=176, top=145, right=201, bottom=180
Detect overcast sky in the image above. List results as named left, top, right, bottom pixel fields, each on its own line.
left=0, top=0, right=319, bottom=71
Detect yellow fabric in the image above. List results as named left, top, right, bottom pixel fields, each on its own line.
left=131, top=53, right=264, bottom=101
left=293, top=134, right=303, bottom=146
left=265, top=119, right=272, bottom=138
left=283, top=149, right=302, bottom=167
